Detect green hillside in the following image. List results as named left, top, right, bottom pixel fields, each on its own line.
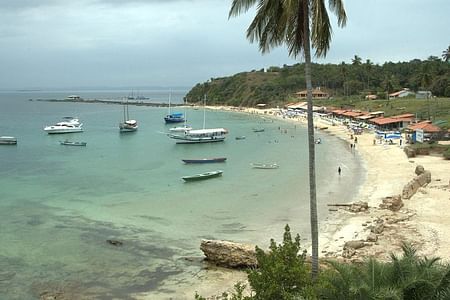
left=186, top=56, right=450, bottom=109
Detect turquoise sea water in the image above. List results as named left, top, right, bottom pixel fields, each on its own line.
left=0, top=90, right=363, bottom=299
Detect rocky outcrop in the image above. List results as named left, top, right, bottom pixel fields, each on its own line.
left=404, top=147, right=416, bottom=158
left=379, top=195, right=404, bottom=211
left=402, top=170, right=431, bottom=199
left=200, top=239, right=257, bottom=268
left=349, top=201, right=369, bottom=213
left=415, top=165, right=425, bottom=175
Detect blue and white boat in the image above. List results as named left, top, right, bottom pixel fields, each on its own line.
left=164, top=93, right=184, bottom=123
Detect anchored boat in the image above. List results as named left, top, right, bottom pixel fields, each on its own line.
left=182, top=170, right=223, bottom=182
left=182, top=157, right=227, bottom=164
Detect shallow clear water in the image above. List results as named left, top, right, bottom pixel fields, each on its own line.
left=0, top=90, right=363, bottom=299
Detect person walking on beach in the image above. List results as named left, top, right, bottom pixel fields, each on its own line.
left=338, top=166, right=342, bottom=176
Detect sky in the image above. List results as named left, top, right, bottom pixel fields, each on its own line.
left=0, top=0, right=448, bottom=90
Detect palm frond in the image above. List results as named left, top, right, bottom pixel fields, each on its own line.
left=310, top=0, right=332, bottom=57
left=328, top=0, right=347, bottom=26
left=434, top=267, right=450, bottom=299
left=228, top=0, right=259, bottom=18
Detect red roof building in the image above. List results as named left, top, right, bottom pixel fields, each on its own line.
left=295, top=88, right=329, bottom=99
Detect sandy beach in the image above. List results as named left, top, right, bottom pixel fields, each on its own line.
left=138, top=106, right=450, bottom=299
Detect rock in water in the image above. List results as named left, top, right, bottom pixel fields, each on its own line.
left=200, top=239, right=257, bottom=268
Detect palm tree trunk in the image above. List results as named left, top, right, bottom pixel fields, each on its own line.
left=302, top=0, right=319, bottom=279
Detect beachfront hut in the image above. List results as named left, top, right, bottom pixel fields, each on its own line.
left=389, top=88, right=415, bottom=99
left=407, top=121, right=442, bottom=142
left=369, top=114, right=415, bottom=131
left=295, top=88, right=329, bottom=100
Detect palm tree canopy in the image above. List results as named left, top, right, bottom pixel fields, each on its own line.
left=229, top=0, right=347, bottom=58
left=443, top=45, right=450, bottom=62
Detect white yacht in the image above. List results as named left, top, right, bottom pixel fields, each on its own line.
left=44, top=117, right=83, bottom=134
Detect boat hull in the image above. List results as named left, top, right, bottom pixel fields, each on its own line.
left=182, top=170, right=223, bottom=182
left=44, top=127, right=83, bottom=134
left=60, top=141, right=87, bottom=146
left=182, top=158, right=227, bottom=164
left=176, top=137, right=225, bottom=144
left=164, top=118, right=185, bottom=123
left=0, top=136, right=17, bottom=145
left=119, top=123, right=138, bottom=132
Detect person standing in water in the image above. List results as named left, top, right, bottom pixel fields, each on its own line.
left=338, top=166, right=342, bottom=175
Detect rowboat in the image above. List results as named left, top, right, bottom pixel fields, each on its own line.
left=251, top=163, right=279, bottom=169
left=235, top=136, right=246, bottom=140
left=182, top=158, right=227, bottom=164
left=182, top=170, right=223, bottom=182
left=0, top=136, right=17, bottom=145
left=60, top=140, right=87, bottom=146
left=252, top=128, right=265, bottom=132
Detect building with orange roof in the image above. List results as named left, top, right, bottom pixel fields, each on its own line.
left=295, top=88, right=329, bottom=99
left=408, top=121, right=441, bottom=133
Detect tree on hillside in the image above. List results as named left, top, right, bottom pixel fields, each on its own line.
left=351, top=55, right=362, bottom=66
left=229, top=0, right=347, bottom=279
left=443, top=45, right=450, bottom=62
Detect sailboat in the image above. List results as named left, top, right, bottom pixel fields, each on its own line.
left=169, top=98, right=192, bottom=132
left=119, top=102, right=138, bottom=132
left=164, top=93, right=185, bottom=123
left=168, top=95, right=228, bottom=144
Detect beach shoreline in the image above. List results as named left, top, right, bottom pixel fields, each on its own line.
left=136, top=105, right=450, bottom=299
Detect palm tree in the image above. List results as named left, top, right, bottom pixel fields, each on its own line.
left=351, top=55, right=362, bottom=66
left=229, top=0, right=347, bottom=279
left=321, top=244, right=450, bottom=300
left=442, top=45, right=450, bottom=62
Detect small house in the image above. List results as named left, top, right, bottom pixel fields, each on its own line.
left=388, top=88, right=415, bottom=100
left=295, top=88, right=329, bottom=100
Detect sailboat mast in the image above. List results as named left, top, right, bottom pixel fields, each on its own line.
left=203, top=95, right=206, bottom=129
left=168, top=92, right=172, bottom=114
left=123, top=102, right=126, bottom=121
left=126, top=102, right=130, bottom=120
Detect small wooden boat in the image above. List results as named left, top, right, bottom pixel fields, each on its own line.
left=60, top=140, right=87, bottom=146
left=253, top=128, right=265, bottom=132
left=0, top=136, right=17, bottom=145
left=182, top=170, right=223, bottom=182
left=235, top=136, right=246, bottom=140
left=251, top=163, right=279, bottom=169
left=182, top=157, right=227, bottom=164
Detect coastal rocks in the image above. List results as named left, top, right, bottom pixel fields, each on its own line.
left=349, top=201, right=369, bottom=213
left=402, top=169, right=432, bottom=199
left=371, top=223, right=384, bottom=234
left=379, top=195, right=404, bottom=211
left=404, top=147, right=416, bottom=158
left=344, top=240, right=366, bottom=250
left=415, top=165, right=425, bottom=175
left=366, top=232, right=378, bottom=242
left=200, top=239, right=257, bottom=268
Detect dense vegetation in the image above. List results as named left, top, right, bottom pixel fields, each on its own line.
left=186, top=55, right=450, bottom=107
left=195, top=225, right=450, bottom=300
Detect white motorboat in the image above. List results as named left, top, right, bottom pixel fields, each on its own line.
left=44, top=117, right=83, bottom=134
left=169, top=124, right=192, bottom=132
left=0, top=136, right=17, bottom=145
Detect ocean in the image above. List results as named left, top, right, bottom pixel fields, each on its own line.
left=0, top=89, right=363, bottom=299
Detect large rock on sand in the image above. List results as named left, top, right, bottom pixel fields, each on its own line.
left=415, top=165, right=425, bottom=175
left=200, top=239, right=257, bottom=268
left=402, top=170, right=431, bottom=199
